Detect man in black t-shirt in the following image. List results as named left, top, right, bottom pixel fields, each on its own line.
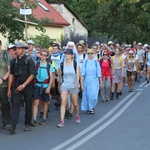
left=6, top=42, right=37, bottom=134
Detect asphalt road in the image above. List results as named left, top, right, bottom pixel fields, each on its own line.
left=0, top=76, right=150, bottom=150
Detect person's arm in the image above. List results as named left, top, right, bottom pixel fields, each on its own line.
left=104, top=44, right=113, bottom=52
left=45, top=71, right=53, bottom=94
left=81, top=76, right=84, bottom=91
left=7, top=74, right=14, bottom=97
left=74, top=66, right=80, bottom=88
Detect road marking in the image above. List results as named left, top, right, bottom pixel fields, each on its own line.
left=66, top=92, right=142, bottom=150
left=136, top=89, right=143, bottom=91
left=139, top=81, right=146, bottom=87
left=144, top=84, right=149, bottom=88
left=51, top=92, right=135, bottom=150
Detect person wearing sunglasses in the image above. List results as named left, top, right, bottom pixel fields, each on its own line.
left=99, top=50, right=113, bottom=101
left=57, top=48, right=80, bottom=127
left=81, top=49, right=103, bottom=114
left=32, top=50, right=54, bottom=126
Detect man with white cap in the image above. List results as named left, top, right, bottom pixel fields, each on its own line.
left=7, top=44, right=16, bottom=58
left=27, top=39, right=37, bottom=61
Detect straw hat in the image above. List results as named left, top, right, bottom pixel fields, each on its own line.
left=87, top=49, right=94, bottom=53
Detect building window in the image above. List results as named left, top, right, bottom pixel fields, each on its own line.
left=38, top=2, right=49, bottom=12
left=72, top=18, right=75, bottom=25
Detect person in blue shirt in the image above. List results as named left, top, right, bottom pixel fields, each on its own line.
left=31, top=50, right=54, bottom=126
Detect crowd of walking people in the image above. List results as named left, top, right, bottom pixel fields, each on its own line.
left=0, top=39, right=149, bottom=134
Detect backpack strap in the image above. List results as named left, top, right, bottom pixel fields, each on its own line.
left=3, top=51, right=8, bottom=62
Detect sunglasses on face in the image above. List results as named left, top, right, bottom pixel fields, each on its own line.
left=103, top=54, right=108, bottom=56
left=40, top=53, right=47, bottom=57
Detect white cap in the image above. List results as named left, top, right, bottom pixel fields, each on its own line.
left=143, top=44, right=148, bottom=48
left=8, top=44, right=15, bottom=49
left=27, top=40, right=34, bottom=45
left=137, top=42, right=142, bottom=46
left=108, top=41, right=114, bottom=45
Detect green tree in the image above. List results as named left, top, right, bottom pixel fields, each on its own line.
left=0, top=0, right=46, bottom=43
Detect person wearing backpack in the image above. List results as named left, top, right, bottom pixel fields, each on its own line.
left=57, top=48, right=80, bottom=127
left=110, top=48, right=124, bottom=100
left=6, top=42, right=37, bottom=134
left=0, top=40, right=12, bottom=129
left=99, top=50, right=113, bottom=102
left=31, top=50, right=54, bottom=126
left=81, top=49, right=103, bottom=114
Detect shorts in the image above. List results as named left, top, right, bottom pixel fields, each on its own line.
left=33, top=86, right=50, bottom=102
left=127, top=70, right=136, bottom=77
left=60, top=86, right=79, bottom=94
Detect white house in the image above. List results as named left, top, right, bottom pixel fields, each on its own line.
left=50, top=2, right=90, bottom=38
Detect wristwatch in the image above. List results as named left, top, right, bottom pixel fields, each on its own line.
left=22, top=84, right=25, bottom=88
left=1, top=78, right=5, bottom=83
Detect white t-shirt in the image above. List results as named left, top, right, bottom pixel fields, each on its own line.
left=137, top=49, right=144, bottom=62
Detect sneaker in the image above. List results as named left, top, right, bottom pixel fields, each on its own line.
left=125, top=84, right=128, bottom=86
left=147, top=80, right=149, bottom=84
left=90, top=109, right=95, bottom=114
left=75, top=116, right=81, bottom=124
left=128, top=89, right=132, bottom=92
left=119, top=91, right=122, bottom=95
left=106, top=98, right=109, bottom=102
left=24, top=125, right=31, bottom=132
left=39, top=119, right=47, bottom=125
left=57, top=120, right=65, bottom=128
left=5, top=124, right=15, bottom=134
left=116, top=94, right=119, bottom=100
left=131, top=88, right=134, bottom=92
left=31, top=120, right=37, bottom=126
left=86, top=110, right=90, bottom=114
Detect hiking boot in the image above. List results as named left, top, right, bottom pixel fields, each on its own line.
left=75, top=116, right=81, bottom=124
left=39, top=119, right=47, bottom=125
left=119, top=91, right=122, bottom=95
left=128, top=89, right=132, bottom=92
left=57, top=121, right=65, bottom=128
left=116, top=93, right=119, bottom=100
left=110, top=94, right=114, bottom=100
left=31, top=120, right=37, bottom=126
left=24, top=125, right=31, bottom=132
left=5, top=124, right=15, bottom=134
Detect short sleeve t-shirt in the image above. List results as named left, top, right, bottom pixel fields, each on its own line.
left=0, top=51, right=12, bottom=87
left=101, top=60, right=112, bottom=77
left=137, top=49, right=144, bottom=62
left=36, top=61, right=55, bottom=88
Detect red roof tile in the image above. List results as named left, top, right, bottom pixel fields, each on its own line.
left=13, top=0, right=70, bottom=27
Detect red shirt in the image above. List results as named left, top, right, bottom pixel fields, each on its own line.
left=99, top=59, right=112, bottom=80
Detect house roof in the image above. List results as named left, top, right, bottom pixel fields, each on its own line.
left=13, top=0, right=70, bottom=27
left=49, top=2, right=90, bottom=32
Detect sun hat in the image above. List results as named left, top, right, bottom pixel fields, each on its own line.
left=87, top=49, right=94, bottom=53
left=108, top=41, right=115, bottom=45
left=15, top=42, right=28, bottom=49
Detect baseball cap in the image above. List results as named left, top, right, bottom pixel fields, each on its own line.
left=27, top=40, right=34, bottom=45
left=64, top=48, right=73, bottom=54
left=8, top=44, right=15, bottom=49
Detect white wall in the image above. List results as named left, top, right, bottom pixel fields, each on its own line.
left=51, top=4, right=88, bottom=38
